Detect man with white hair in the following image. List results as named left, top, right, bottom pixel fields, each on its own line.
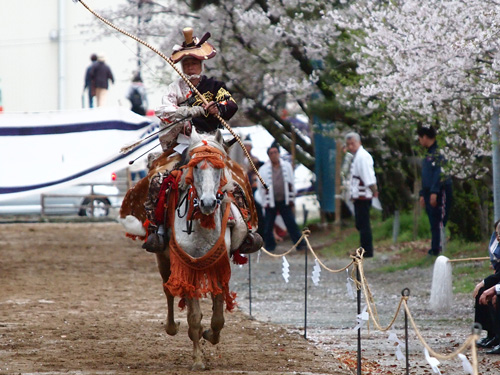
left=346, top=132, right=378, bottom=258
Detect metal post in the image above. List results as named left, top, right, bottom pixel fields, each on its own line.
left=472, top=323, right=482, bottom=375
left=304, top=245, right=308, bottom=339
left=491, top=103, right=500, bottom=222
left=137, top=1, right=142, bottom=71
left=90, top=184, right=95, bottom=217
left=402, top=288, right=410, bottom=375
left=393, top=210, right=400, bottom=244
left=248, top=253, right=252, bottom=316
left=357, top=265, right=362, bottom=375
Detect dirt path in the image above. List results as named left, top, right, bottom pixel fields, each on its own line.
left=0, top=223, right=350, bottom=375
left=1, top=222, right=498, bottom=374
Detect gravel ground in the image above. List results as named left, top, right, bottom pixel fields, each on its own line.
left=230, top=233, right=500, bottom=374
left=1, top=221, right=499, bottom=374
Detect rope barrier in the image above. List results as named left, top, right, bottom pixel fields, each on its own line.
left=402, top=299, right=479, bottom=362
left=260, top=229, right=355, bottom=273
left=447, top=256, right=489, bottom=263
left=259, top=231, right=308, bottom=258
left=305, top=235, right=355, bottom=273
left=256, top=228, right=481, bottom=373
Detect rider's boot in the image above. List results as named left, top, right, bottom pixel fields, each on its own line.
left=237, top=232, right=263, bottom=254
left=142, top=224, right=166, bottom=253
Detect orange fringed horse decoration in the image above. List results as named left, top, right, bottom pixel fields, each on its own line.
left=119, top=129, right=256, bottom=370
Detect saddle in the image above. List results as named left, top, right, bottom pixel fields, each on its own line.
left=119, top=150, right=258, bottom=234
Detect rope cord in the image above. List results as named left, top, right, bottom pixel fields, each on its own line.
left=402, top=300, right=479, bottom=361
left=447, top=257, right=489, bottom=263
left=259, top=231, right=307, bottom=258
left=260, top=229, right=356, bottom=273
left=77, top=0, right=267, bottom=190
left=353, top=253, right=405, bottom=332
left=305, top=235, right=355, bottom=273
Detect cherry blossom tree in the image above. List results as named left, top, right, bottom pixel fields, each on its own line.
left=326, top=0, right=500, bottom=226
left=328, top=0, right=500, bottom=178
left=88, top=0, right=358, bottom=171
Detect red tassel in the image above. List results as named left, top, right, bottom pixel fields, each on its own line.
left=231, top=250, right=248, bottom=265
left=178, top=298, right=186, bottom=311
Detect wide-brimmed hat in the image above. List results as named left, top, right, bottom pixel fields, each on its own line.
left=170, top=27, right=217, bottom=64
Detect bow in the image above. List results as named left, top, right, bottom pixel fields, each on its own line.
left=73, top=0, right=268, bottom=190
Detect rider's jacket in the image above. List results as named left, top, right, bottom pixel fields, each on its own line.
left=419, top=141, right=451, bottom=197
left=155, top=76, right=237, bottom=150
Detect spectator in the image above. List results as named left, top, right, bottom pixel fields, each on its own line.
left=90, top=55, right=114, bottom=107
left=127, top=72, right=148, bottom=116
left=346, top=132, right=378, bottom=258
left=417, top=125, right=453, bottom=256
left=84, top=53, right=97, bottom=108
left=257, top=142, right=306, bottom=251
left=474, top=219, right=500, bottom=351
left=478, top=282, right=500, bottom=354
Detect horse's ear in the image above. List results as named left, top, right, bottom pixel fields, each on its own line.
left=190, top=127, right=201, bottom=143
left=215, top=129, right=223, bottom=144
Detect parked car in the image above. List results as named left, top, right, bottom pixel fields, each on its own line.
left=0, top=183, right=122, bottom=217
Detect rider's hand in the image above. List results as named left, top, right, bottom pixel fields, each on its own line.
left=203, top=101, right=219, bottom=116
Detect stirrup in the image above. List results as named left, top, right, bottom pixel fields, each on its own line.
left=237, top=232, right=263, bottom=254
left=142, top=233, right=165, bottom=253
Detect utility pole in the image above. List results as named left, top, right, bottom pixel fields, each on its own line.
left=491, top=102, right=500, bottom=221
left=137, top=0, right=142, bottom=72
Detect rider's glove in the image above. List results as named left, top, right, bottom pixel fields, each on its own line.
left=173, top=106, right=205, bottom=120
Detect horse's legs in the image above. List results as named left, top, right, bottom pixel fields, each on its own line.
left=202, top=293, right=224, bottom=345
left=186, top=298, right=205, bottom=370
left=155, top=252, right=179, bottom=336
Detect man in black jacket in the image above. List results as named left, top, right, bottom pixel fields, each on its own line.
left=90, top=55, right=114, bottom=107
left=417, top=125, right=452, bottom=256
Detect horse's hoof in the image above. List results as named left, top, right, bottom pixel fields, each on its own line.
left=202, top=329, right=220, bottom=345
left=165, top=321, right=180, bottom=336
left=191, top=361, right=205, bottom=371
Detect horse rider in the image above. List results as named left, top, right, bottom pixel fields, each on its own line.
left=142, top=27, right=263, bottom=254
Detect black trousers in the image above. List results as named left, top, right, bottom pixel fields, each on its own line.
left=475, top=286, right=495, bottom=336
left=263, top=201, right=304, bottom=251
left=422, top=185, right=452, bottom=252
left=354, top=199, right=373, bottom=257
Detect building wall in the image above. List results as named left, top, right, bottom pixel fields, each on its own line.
left=0, top=0, right=164, bottom=113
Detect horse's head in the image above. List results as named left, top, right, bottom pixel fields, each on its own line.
left=183, top=128, right=228, bottom=215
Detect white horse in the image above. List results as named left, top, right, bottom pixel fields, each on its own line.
left=154, top=128, right=248, bottom=370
